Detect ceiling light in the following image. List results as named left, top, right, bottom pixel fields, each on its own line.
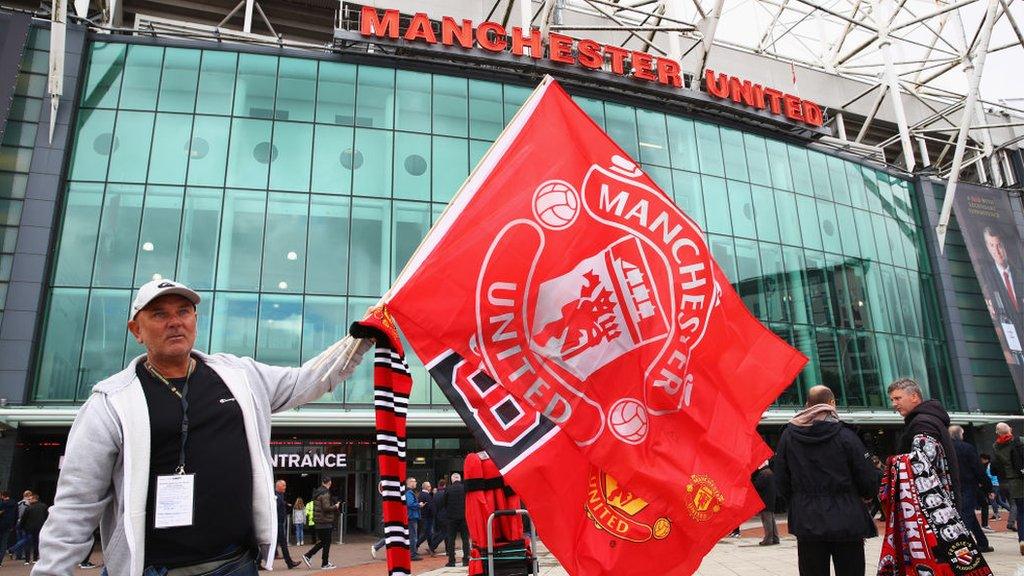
left=152, top=273, right=162, bottom=281
left=278, top=281, right=288, bottom=290
left=142, top=242, right=154, bottom=251
left=287, top=251, right=298, bottom=260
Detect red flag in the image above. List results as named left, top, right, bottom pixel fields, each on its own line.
left=386, top=76, right=805, bottom=502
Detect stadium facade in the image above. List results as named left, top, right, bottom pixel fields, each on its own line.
left=0, top=0, right=1022, bottom=533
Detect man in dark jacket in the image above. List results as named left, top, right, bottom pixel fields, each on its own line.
left=992, top=421, right=1024, bottom=555
left=440, top=472, right=469, bottom=567
left=274, top=480, right=300, bottom=569
left=889, top=378, right=961, bottom=502
left=949, top=426, right=995, bottom=552
left=417, top=481, right=436, bottom=556
left=302, top=477, right=340, bottom=570
left=432, top=478, right=449, bottom=554
left=19, top=494, right=48, bottom=565
left=775, top=385, right=879, bottom=576
left=0, top=491, right=18, bottom=567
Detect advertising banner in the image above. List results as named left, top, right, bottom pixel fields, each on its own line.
left=952, top=183, right=1024, bottom=403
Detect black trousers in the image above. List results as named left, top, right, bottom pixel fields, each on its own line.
left=446, top=519, right=470, bottom=565
left=796, top=539, right=864, bottom=576
left=304, top=528, right=333, bottom=567
left=276, top=523, right=295, bottom=564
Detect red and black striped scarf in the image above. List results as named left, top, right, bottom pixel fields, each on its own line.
left=353, top=308, right=412, bottom=576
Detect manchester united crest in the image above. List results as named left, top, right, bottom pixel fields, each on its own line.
left=584, top=467, right=671, bottom=542
left=684, top=474, right=725, bottom=522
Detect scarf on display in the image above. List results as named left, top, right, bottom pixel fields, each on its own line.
left=352, top=308, right=412, bottom=576
left=877, top=434, right=992, bottom=576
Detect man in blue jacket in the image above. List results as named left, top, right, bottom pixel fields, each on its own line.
left=405, top=477, right=423, bottom=561
left=0, top=491, right=18, bottom=567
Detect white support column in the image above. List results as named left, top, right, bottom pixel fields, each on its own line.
left=876, top=0, right=917, bottom=171
left=49, top=0, right=67, bottom=144
left=662, top=0, right=683, bottom=59
left=695, top=0, right=726, bottom=76
left=935, top=0, right=1000, bottom=250
left=917, top=137, right=931, bottom=167
left=243, top=0, right=255, bottom=33
left=835, top=112, right=848, bottom=140
left=520, top=0, right=533, bottom=30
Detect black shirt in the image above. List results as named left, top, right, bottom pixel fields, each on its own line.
left=138, top=357, right=253, bottom=568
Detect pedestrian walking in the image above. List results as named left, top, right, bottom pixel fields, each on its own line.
left=0, top=491, right=18, bottom=566
left=274, top=480, right=300, bottom=569
left=292, top=498, right=306, bottom=546
left=305, top=499, right=316, bottom=543
left=33, top=279, right=368, bottom=576
left=405, top=478, right=423, bottom=561
left=441, top=472, right=470, bottom=567
left=432, top=478, right=449, bottom=554
left=370, top=481, right=386, bottom=559
left=774, top=385, right=879, bottom=576
left=751, top=462, right=779, bottom=546
left=992, top=421, right=1024, bottom=555
left=949, top=425, right=995, bottom=552
left=8, top=490, right=32, bottom=561
left=19, top=494, right=48, bottom=565
left=302, top=477, right=341, bottom=569
left=417, top=481, right=437, bottom=555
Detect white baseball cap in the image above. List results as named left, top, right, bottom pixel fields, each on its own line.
left=130, top=279, right=201, bottom=320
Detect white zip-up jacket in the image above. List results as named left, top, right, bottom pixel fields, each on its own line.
left=33, top=340, right=371, bottom=576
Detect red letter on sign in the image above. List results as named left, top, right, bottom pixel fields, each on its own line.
left=802, top=101, right=823, bottom=127
left=783, top=94, right=805, bottom=122
left=477, top=22, right=508, bottom=52
left=360, top=6, right=399, bottom=39
left=656, top=58, right=682, bottom=87
left=511, top=26, right=543, bottom=58
left=404, top=13, right=437, bottom=44
left=704, top=69, right=730, bottom=99
left=763, top=88, right=783, bottom=114
left=441, top=17, right=474, bottom=48
left=577, top=39, right=603, bottom=69
left=631, top=52, right=657, bottom=81
left=604, top=46, right=630, bottom=75
left=548, top=33, right=576, bottom=64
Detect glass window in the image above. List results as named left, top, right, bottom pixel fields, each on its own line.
left=720, top=128, right=748, bottom=182
left=187, top=115, right=231, bottom=187
left=573, top=96, right=605, bottom=129
left=275, top=57, right=316, bottom=122
left=834, top=204, right=860, bottom=259
left=226, top=118, right=272, bottom=189
left=701, top=176, right=730, bottom=235
left=68, top=109, right=116, bottom=181
left=0, top=145, right=31, bottom=172
left=503, top=85, right=531, bottom=123
left=234, top=54, right=278, bottom=119
left=605, top=103, right=639, bottom=159
left=853, top=209, right=877, bottom=261
left=804, top=250, right=833, bottom=326
left=107, top=111, right=155, bottom=183
left=432, top=136, right=468, bottom=204
left=760, top=242, right=787, bottom=322
left=349, top=198, right=390, bottom=297
left=352, top=128, right=393, bottom=198
left=666, top=116, right=699, bottom=173
left=470, top=140, right=490, bottom=172
left=210, top=292, right=259, bottom=357
left=393, top=201, right=432, bottom=280
left=871, top=214, right=893, bottom=265
left=394, top=133, right=431, bottom=201
left=395, top=71, right=432, bottom=133
left=671, top=170, right=704, bottom=226
left=788, top=145, right=813, bottom=196
left=766, top=140, right=792, bottom=191
left=775, top=190, right=802, bottom=247
left=195, top=51, right=237, bottom=116
left=887, top=220, right=909, bottom=269
left=782, top=246, right=811, bottom=324
left=743, top=134, right=771, bottom=187
left=256, top=294, right=303, bottom=366
left=217, top=189, right=267, bottom=291
left=708, top=234, right=737, bottom=282
left=118, top=46, right=163, bottom=110
left=311, top=124, right=354, bottom=195
left=355, top=66, right=395, bottom=129
left=0, top=173, right=27, bottom=200
left=795, top=195, right=822, bottom=251
left=148, top=113, right=193, bottom=185
left=81, top=43, right=126, bottom=109
left=307, top=195, right=350, bottom=294
left=93, top=184, right=144, bottom=287
left=53, top=183, right=104, bottom=286
left=827, top=156, right=851, bottom=205
left=0, top=200, right=22, bottom=227
left=644, top=165, right=673, bottom=197
left=846, top=162, right=867, bottom=208
left=2, top=120, right=37, bottom=148
left=734, top=238, right=764, bottom=317
left=433, top=75, right=468, bottom=138
left=269, top=122, right=313, bottom=192
left=79, top=289, right=131, bottom=397
left=262, top=192, right=308, bottom=293
left=193, top=292, right=213, bottom=353
left=134, top=185, right=184, bottom=285
left=9, top=97, right=41, bottom=123
left=157, top=48, right=200, bottom=113
left=808, top=151, right=833, bottom=201
left=694, top=121, right=724, bottom=177
left=344, top=297, right=378, bottom=403
left=302, top=295, right=348, bottom=363
left=317, top=62, right=357, bottom=126
left=751, top=184, right=780, bottom=243
left=35, top=288, right=88, bottom=401
left=636, top=109, right=669, bottom=167
left=469, top=80, right=504, bottom=140
left=817, top=199, right=842, bottom=254
left=727, top=180, right=756, bottom=239
left=178, top=187, right=223, bottom=290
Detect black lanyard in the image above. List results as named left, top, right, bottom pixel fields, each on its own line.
left=145, top=358, right=195, bottom=475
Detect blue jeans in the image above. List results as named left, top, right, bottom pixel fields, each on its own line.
left=409, top=520, right=420, bottom=558
left=293, top=523, right=304, bottom=543
left=959, top=489, right=988, bottom=549
left=103, top=552, right=258, bottom=576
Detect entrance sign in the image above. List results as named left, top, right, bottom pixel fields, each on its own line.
left=271, top=452, right=347, bottom=470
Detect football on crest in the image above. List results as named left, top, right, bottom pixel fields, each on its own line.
left=532, top=180, right=580, bottom=230
left=609, top=398, right=648, bottom=444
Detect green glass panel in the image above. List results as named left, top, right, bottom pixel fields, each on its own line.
left=108, top=111, right=155, bottom=183
left=14, top=71, right=46, bottom=99
left=210, top=292, right=258, bottom=357
left=605, top=103, right=639, bottom=159
left=433, top=75, right=468, bottom=137
left=352, top=128, right=393, bottom=198
left=256, top=294, right=303, bottom=366
left=192, top=291, right=213, bottom=353
left=234, top=54, right=278, bottom=118
left=186, top=115, right=231, bottom=187
left=470, top=140, right=490, bottom=171
left=311, top=124, right=354, bottom=195
left=0, top=173, right=27, bottom=200
left=701, top=175, right=730, bottom=235
left=694, top=121, right=724, bottom=177
left=157, top=48, right=200, bottom=113
left=871, top=214, right=893, bottom=265
left=20, top=49, right=48, bottom=75
left=225, top=118, right=272, bottom=189
left=432, top=136, right=468, bottom=204
left=53, top=183, right=104, bottom=286
left=302, top=295, right=347, bottom=363
left=1, top=120, right=37, bottom=148
left=863, top=168, right=883, bottom=213
left=503, top=85, right=530, bottom=123
left=0, top=199, right=22, bottom=227
left=269, top=122, right=313, bottom=192
left=572, top=96, right=605, bottom=129
left=887, top=219, right=909, bottom=269
left=751, top=184, right=779, bottom=243
left=766, top=140, right=792, bottom=191
left=845, top=161, right=867, bottom=208
left=393, top=201, right=432, bottom=281
left=469, top=80, right=504, bottom=140
left=817, top=199, right=842, bottom=254
left=644, top=165, right=672, bottom=197
left=743, top=134, right=771, bottom=187
left=727, top=180, right=756, bottom=239
left=671, top=170, right=704, bottom=227
left=28, top=28, right=50, bottom=50
left=78, top=289, right=131, bottom=396
left=734, top=237, right=764, bottom=318
left=808, top=151, right=832, bottom=201
left=720, top=128, right=748, bottom=182
left=853, top=209, right=877, bottom=261
left=775, top=190, right=802, bottom=247
left=316, top=62, right=356, bottom=126
left=307, top=195, right=350, bottom=294
left=275, top=57, right=316, bottom=122
left=81, top=43, right=126, bottom=109
left=344, top=297, right=378, bottom=403
left=782, top=246, right=810, bottom=325
left=9, top=96, right=41, bottom=123
left=68, top=109, right=116, bottom=181
left=355, top=66, right=395, bottom=129
left=394, top=132, right=431, bottom=201
left=636, top=109, right=669, bottom=167
left=708, top=234, right=737, bottom=283
left=0, top=146, right=31, bottom=172
left=795, top=194, right=822, bottom=250
left=803, top=250, right=833, bottom=326
left=349, top=198, right=390, bottom=297
left=93, top=184, right=144, bottom=287
left=760, top=242, right=787, bottom=322
left=262, top=192, right=308, bottom=293
left=395, top=70, right=431, bottom=133
left=827, top=155, right=851, bottom=205
left=788, top=145, right=813, bottom=196
left=118, top=45, right=163, bottom=110
left=35, top=288, right=88, bottom=401
left=178, top=187, right=223, bottom=290
left=216, top=189, right=267, bottom=291
left=834, top=204, right=860, bottom=259
left=195, top=51, right=237, bottom=116
left=148, top=113, right=193, bottom=185
left=666, top=115, right=698, bottom=172
left=134, top=185, right=184, bottom=285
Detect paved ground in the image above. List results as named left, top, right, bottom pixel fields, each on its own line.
left=0, top=516, right=1020, bottom=575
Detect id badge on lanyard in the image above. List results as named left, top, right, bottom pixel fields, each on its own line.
left=147, top=358, right=197, bottom=529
